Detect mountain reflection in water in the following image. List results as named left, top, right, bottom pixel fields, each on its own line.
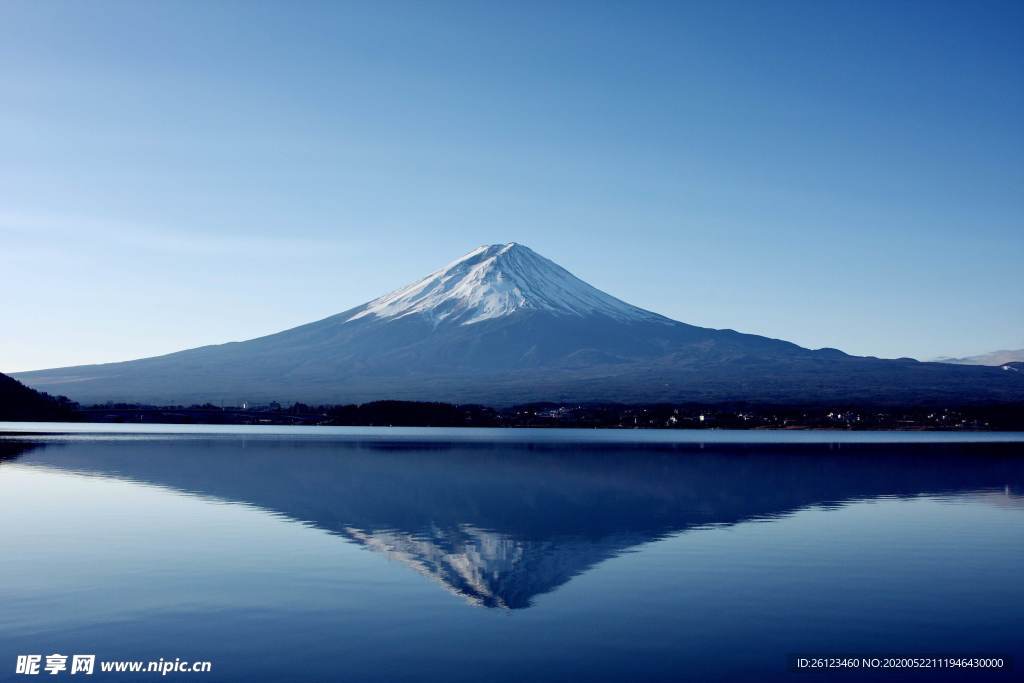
left=2, top=437, right=1021, bottom=609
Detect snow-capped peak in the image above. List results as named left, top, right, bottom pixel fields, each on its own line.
left=348, top=242, right=663, bottom=325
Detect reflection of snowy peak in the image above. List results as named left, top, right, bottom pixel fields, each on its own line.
left=348, top=243, right=664, bottom=326
left=344, top=524, right=639, bottom=609
left=10, top=439, right=1023, bottom=610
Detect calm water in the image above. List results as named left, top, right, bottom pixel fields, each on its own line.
left=1, top=425, right=1022, bottom=682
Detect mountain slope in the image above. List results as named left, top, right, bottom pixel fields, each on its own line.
left=13, top=243, right=1024, bottom=406
left=0, top=372, right=78, bottom=421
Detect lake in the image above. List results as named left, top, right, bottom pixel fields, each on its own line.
left=1, top=424, right=1022, bottom=681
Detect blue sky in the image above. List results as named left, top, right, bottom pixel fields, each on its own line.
left=2, top=0, right=1022, bottom=371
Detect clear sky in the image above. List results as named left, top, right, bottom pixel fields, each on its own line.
left=2, top=0, right=1022, bottom=372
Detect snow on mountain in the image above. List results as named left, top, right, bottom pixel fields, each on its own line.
left=13, top=242, right=1024, bottom=406
left=348, top=242, right=665, bottom=326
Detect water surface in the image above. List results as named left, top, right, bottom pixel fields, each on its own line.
left=1, top=426, right=1021, bottom=681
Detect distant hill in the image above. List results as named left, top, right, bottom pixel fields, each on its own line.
left=933, top=349, right=1024, bottom=366
left=0, top=372, right=78, bottom=421
left=14, top=243, right=1024, bottom=407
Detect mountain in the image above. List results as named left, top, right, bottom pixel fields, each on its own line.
left=12, top=243, right=1024, bottom=406
left=0, top=372, right=78, bottom=421
left=933, top=349, right=1024, bottom=367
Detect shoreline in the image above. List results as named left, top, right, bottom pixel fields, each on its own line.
left=3, top=421, right=1024, bottom=444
